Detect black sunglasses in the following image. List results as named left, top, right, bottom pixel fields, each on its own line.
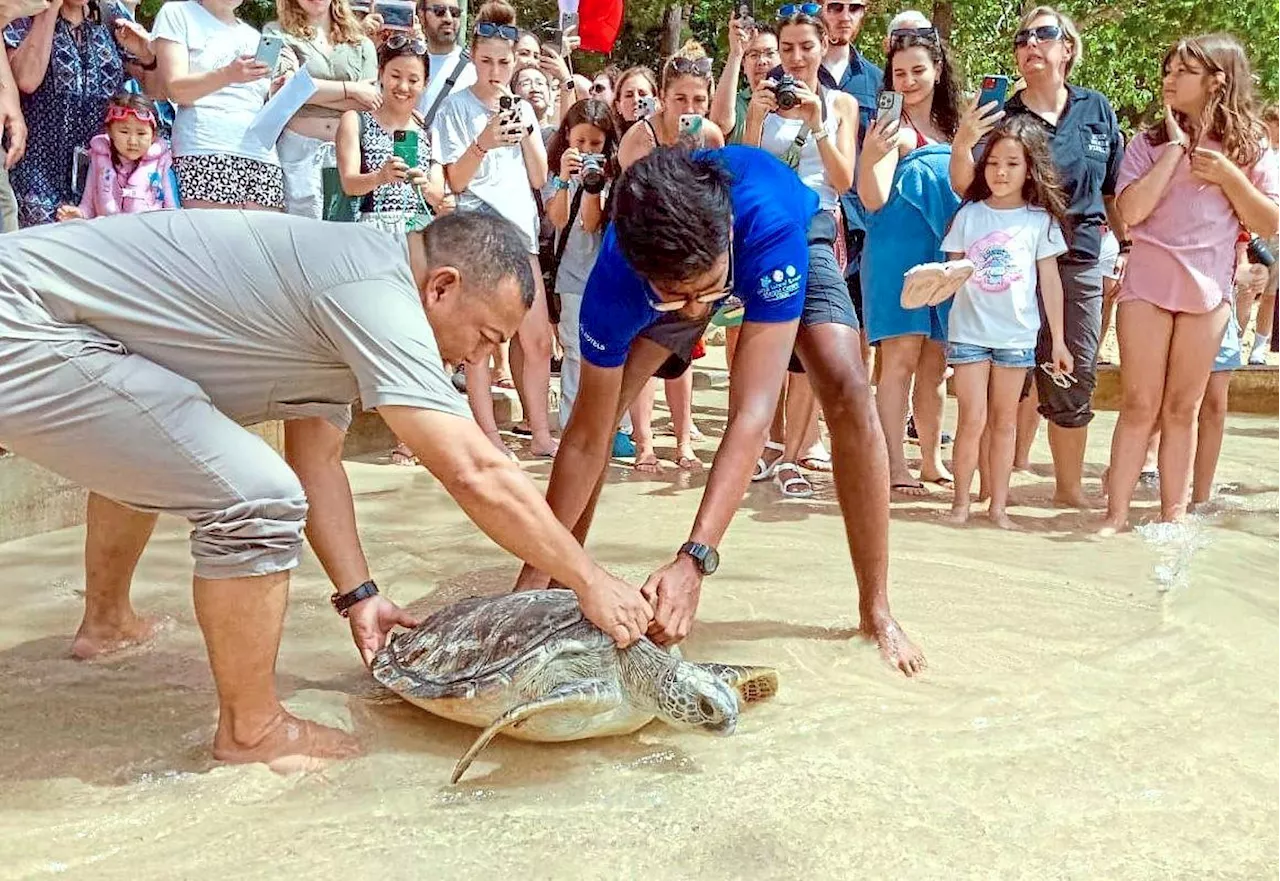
left=385, top=32, right=428, bottom=54
left=1014, top=24, right=1064, bottom=46
left=889, top=25, right=937, bottom=42
left=423, top=4, right=460, bottom=17
left=475, top=21, right=519, bottom=41
left=589, top=82, right=610, bottom=94
left=823, top=1, right=867, bottom=13
left=667, top=56, right=713, bottom=77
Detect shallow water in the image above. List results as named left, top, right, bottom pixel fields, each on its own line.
left=0, top=393, right=1276, bottom=880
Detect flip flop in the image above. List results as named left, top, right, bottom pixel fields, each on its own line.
left=891, top=480, right=931, bottom=497
left=798, top=451, right=833, bottom=472
left=677, top=455, right=704, bottom=470
left=773, top=462, right=814, bottom=499
left=925, top=476, right=954, bottom=489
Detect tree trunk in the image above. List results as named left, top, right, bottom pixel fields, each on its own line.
left=932, top=0, right=953, bottom=42
left=660, top=3, right=684, bottom=58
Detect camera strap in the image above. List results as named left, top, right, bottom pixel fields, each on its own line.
left=547, top=185, right=586, bottom=287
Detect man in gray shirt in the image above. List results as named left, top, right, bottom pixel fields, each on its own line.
left=0, top=209, right=652, bottom=772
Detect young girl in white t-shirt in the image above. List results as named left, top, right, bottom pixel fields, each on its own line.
left=940, top=116, right=1072, bottom=529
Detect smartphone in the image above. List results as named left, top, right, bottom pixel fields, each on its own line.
left=393, top=129, right=419, bottom=168
left=876, top=91, right=903, bottom=126
left=373, top=0, right=417, bottom=31
left=636, top=95, right=659, bottom=119
left=977, top=75, right=1010, bottom=113
left=98, top=0, right=133, bottom=30
left=678, top=114, right=704, bottom=137
left=349, top=0, right=371, bottom=13
left=733, top=0, right=754, bottom=23
left=254, top=35, right=285, bottom=70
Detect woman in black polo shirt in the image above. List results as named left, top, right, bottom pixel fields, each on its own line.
left=950, top=5, right=1126, bottom=510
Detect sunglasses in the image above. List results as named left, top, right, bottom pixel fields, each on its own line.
left=776, top=3, right=821, bottom=17
left=1015, top=24, right=1063, bottom=47
left=590, top=82, right=610, bottom=94
left=648, top=237, right=736, bottom=313
left=385, top=32, right=428, bottom=53
left=666, top=56, right=713, bottom=77
left=424, top=3, right=460, bottom=17
left=889, top=25, right=937, bottom=42
left=105, top=104, right=155, bottom=125
left=823, top=1, right=866, bottom=12
left=1039, top=361, right=1078, bottom=389
left=475, top=21, right=519, bottom=41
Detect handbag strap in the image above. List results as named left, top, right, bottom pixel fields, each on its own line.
left=422, top=48, right=472, bottom=129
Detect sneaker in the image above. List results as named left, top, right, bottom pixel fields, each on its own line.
left=906, top=415, right=953, bottom=446
left=612, top=431, right=636, bottom=458
left=1248, top=345, right=1269, bottom=365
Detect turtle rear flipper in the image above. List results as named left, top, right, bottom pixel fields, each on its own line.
left=702, top=664, right=780, bottom=704
left=451, top=679, right=623, bottom=784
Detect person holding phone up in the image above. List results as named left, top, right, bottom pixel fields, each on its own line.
left=431, top=1, right=557, bottom=460
left=152, top=0, right=284, bottom=211
left=3, top=0, right=160, bottom=225
left=742, top=8, right=858, bottom=499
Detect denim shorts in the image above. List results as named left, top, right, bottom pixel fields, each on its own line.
left=947, top=342, right=1037, bottom=369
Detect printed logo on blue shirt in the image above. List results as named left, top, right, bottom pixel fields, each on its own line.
left=1085, top=132, right=1109, bottom=155
left=582, top=328, right=607, bottom=351
left=758, top=265, right=802, bottom=302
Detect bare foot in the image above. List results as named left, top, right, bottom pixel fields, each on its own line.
left=389, top=442, right=417, bottom=466
left=530, top=434, right=559, bottom=458
left=634, top=450, right=664, bottom=473
left=1096, top=511, right=1128, bottom=537
left=941, top=505, right=970, bottom=525
left=1012, top=460, right=1030, bottom=472
left=676, top=445, right=703, bottom=470
left=1053, top=490, right=1097, bottom=510
left=861, top=617, right=926, bottom=677
left=71, top=613, right=168, bottom=660
left=987, top=509, right=1022, bottom=531
left=484, top=430, right=518, bottom=462
left=891, top=479, right=931, bottom=497
left=213, top=711, right=362, bottom=774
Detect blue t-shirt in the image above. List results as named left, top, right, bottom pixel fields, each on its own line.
left=580, top=146, right=820, bottom=369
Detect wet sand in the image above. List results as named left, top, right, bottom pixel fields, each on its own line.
left=0, top=381, right=1276, bottom=880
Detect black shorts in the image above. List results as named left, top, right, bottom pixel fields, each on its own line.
left=1020, top=259, right=1104, bottom=428
left=638, top=212, right=860, bottom=379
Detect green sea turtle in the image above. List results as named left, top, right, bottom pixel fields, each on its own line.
left=371, top=589, right=779, bottom=783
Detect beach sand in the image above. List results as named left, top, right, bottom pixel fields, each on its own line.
left=0, top=379, right=1276, bottom=880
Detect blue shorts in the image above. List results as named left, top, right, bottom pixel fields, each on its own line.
left=1213, top=313, right=1244, bottom=373
left=947, top=342, right=1037, bottom=369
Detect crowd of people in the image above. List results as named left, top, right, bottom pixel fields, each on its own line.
left=0, top=0, right=1278, bottom=769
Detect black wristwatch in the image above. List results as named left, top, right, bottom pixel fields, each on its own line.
left=331, top=580, right=379, bottom=617
left=678, top=542, right=720, bottom=576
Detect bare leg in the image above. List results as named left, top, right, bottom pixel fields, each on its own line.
left=874, top=334, right=927, bottom=494
left=198, top=571, right=361, bottom=771
left=1048, top=423, right=1092, bottom=508
left=976, top=424, right=991, bottom=502
left=725, top=325, right=742, bottom=371
left=629, top=379, right=662, bottom=472
left=665, top=370, right=700, bottom=468
left=492, top=339, right=513, bottom=386
left=1191, top=371, right=1231, bottom=506
left=944, top=361, right=989, bottom=525
left=517, top=258, right=558, bottom=456
left=913, top=340, right=952, bottom=484
left=72, top=493, right=164, bottom=660
left=1013, top=383, right=1040, bottom=471
left=797, top=323, right=924, bottom=676
left=1157, top=304, right=1231, bottom=522
left=986, top=366, right=1029, bottom=530
left=1099, top=277, right=1120, bottom=355
left=465, top=358, right=514, bottom=459
left=1101, top=301, right=1174, bottom=533
left=774, top=371, right=820, bottom=496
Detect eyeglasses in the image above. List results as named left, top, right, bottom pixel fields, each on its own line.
left=1015, top=24, right=1064, bottom=47
left=889, top=25, right=937, bottom=42
left=823, top=2, right=866, bottom=13
left=776, top=3, right=821, bottom=18
left=385, top=32, right=428, bottom=54
left=474, top=21, right=519, bottom=41
left=105, top=104, right=155, bottom=125
left=648, top=238, right=735, bottom=312
left=666, top=56, right=713, bottom=77
left=424, top=4, right=460, bottom=17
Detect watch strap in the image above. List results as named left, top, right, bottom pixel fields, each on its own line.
left=679, top=542, right=714, bottom=573
left=331, top=580, right=378, bottom=617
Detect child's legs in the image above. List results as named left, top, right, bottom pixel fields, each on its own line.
left=1192, top=371, right=1231, bottom=505
left=1013, top=381, right=1040, bottom=470
left=949, top=359, right=991, bottom=512
left=557, top=292, right=583, bottom=432
left=664, top=370, right=695, bottom=454
left=986, top=365, right=1031, bottom=515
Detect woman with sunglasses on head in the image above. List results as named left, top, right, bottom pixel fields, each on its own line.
left=1099, top=34, right=1278, bottom=533
left=857, top=25, right=964, bottom=497
left=431, top=0, right=556, bottom=460
left=264, top=0, right=377, bottom=219
left=951, top=6, right=1126, bottom=510
left=615, top=42, right=726, bottom=472
left=740, top=10, right=857, bottom=498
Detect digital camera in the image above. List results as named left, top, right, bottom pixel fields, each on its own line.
left=1248, top=234, right=1276, bottom=268
left=772, top=74, right=799, bottom=110
left=579, top=153, right=607, bottom=194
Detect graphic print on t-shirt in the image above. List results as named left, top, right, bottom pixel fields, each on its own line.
left=967, top=229, right=1024, bottom=293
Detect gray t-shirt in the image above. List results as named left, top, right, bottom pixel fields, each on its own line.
left=431, top=88, right=539, bottom=253
left=540, top=179, right=606, bottom=297
left=0, top=211, right=471, bottom=429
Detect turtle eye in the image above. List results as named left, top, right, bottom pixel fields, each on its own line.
left=697, top=697, right=716, bottom=718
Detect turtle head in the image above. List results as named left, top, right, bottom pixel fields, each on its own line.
left=653, top=662, right=740, bottom=735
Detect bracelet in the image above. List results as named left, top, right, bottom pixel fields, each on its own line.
left=472, top=141, right=488, bottom=157
left=812, top=128, right=829, bottom=143
left=330, top=580, right=379, bottom=617
left=550, top=176, right=571, bottom=191
left=1118, top=240, right=1132, bottom=253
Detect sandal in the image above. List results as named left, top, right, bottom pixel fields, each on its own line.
left=390, top=442, right=417, bottom=466
left=773, top=462, right=814, bottom=499
left=798, top=449, right=833, bottom=472
left=492, top=374, right=516, bottom=390
left=753, top=441, right=785, bottom=482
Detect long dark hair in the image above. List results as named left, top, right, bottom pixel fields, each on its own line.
left=884, top=33, right=964, bottom=140
left=547, top=99, right=621, bottom=176
left=954, top=115, right=1072, bottom=239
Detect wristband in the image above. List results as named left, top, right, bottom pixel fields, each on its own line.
left=550, top=176, right=571, bottom=191
left=812, top=128, right=829, bottom=143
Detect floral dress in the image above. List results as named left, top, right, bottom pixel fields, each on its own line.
left=3, top=14, right=125, bottom=227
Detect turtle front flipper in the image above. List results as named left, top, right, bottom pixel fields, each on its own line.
left=451, top=679, right=624, bottom=784
left=700, top=664, right=780, bottom=704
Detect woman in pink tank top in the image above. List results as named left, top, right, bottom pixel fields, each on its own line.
left=1101, top=33, right=1279, bottom=533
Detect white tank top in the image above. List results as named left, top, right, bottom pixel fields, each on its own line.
left=759, top=88, right=842, bottom=211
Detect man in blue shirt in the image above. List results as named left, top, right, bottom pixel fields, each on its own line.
left=516, top=146, right=925, bottom=677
